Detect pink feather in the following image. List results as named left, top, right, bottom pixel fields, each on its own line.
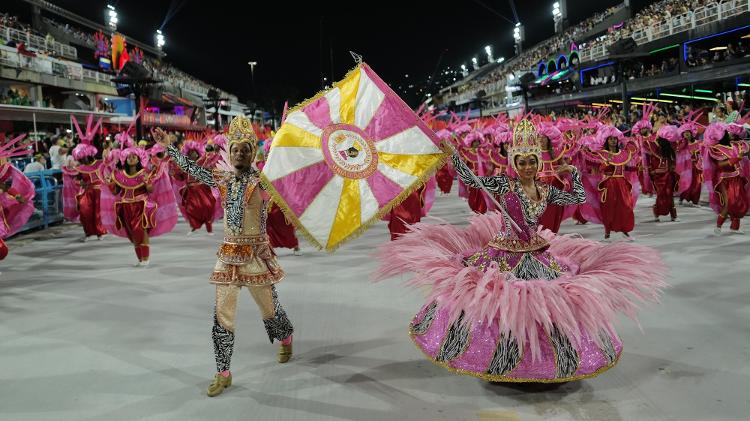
left=374, top=211, right=668, bottom=360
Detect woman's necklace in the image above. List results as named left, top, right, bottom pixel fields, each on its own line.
left=521, top=181, right=540, bottom=202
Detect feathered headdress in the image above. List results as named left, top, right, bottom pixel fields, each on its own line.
left=632, top=102, right=656, bottom=134
left=656, top=125, right=679, bottom=143
left=71, top=114, right=103, bottom=160
left=677, top=110, right=703, bottom=139
left=0, top=133, right=31, bottom=162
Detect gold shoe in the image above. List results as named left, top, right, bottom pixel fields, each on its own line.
left=207, top=373, right=232, bottom=397
left=278, top=343, right=293, bottom=363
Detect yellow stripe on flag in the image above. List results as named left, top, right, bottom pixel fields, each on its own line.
left=326, top=178, right=361, bottom=249
left=337, top=68, right=361, bottom=125
left=378, top=153, right=444, bottom=177
left=273, top=123, right=322, bottom=149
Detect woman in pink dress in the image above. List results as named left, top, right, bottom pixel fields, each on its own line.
left=376, top=120, right=667, bottom=383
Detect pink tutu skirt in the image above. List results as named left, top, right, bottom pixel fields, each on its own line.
left=376, top=212, right=667, bottom=383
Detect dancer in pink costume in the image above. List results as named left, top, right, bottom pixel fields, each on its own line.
left=580, top=126, right=640, bottom=240
left=646, top=125, right=681, bottom=222
left=0, top=134, right=35, bottom=260
left=376, top=120, right=667, bottom=383
left=632, top=104, right=656, bottom=197
left=100, top=142, right=178, bottom=266
left=535, top=121, right=573, bottom=233
left=62, top=115, right=108, bottom=242
left=702, top=121, right=750, bottom=234
left=171, top=140, right=223, bottom=235
left=676, top=111, right=704, bottom=207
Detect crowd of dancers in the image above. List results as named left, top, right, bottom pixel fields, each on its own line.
left=427, top=104, right=750, bottom=239
left=0, top=115, right=302, bottom=265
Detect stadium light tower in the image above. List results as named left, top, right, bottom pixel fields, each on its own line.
left=248, top=61, right=257, bottom=96
left=513, top=22, right=524, bottom=55
left=485, top=45, right=493, bottom=63
left=552, top=1, right=568, bottom=34
left=155, top=30, right=165, bottom=51
left=460, top=63, right=468, bottom=77
left=472, top=56, right=479, bottom=70
left=105, top=5, right=118, bottom=31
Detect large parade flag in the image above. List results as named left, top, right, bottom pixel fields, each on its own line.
left=262, top=62, right=446, bottom=251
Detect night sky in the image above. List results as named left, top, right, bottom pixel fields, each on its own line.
left=5, top=0, right=656, bottom=110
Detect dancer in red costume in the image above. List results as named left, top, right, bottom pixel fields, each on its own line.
left=62, top=115, right=107, bottom=242
left=645, top=125, right=680, bottom=222
left=676, top=111, right=704, bottom=207
left=434, top=130, right=456, bottom=194
left=0, top=134, right=35, bottom=260
left=460, top=130, right=489, bottom=214
left=536, top=122, right=572, bottom=233
left=101, top=146, right=177, bottom=266
left=172, top=141, right=222, bottom=235
left=582, top=126, right=639, bottom=240
left=632, top=104, right=656, bottom=197
left=702, top=122, right=750, bottom=234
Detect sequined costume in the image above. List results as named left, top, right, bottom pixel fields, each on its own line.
left=167, top=145, right=293, bottom=372
left=376, top=121, right=666, bottom=383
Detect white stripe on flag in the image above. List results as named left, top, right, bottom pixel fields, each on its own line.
left=354, top=70, right=385, bottom=129
left=299, top=175, right=344, bottom=247
left=263, top=147, right=323, bottom=182
left=285, top=111, right=323, bottom=137
left=358, top=179, right=379, bottom=222
left=377, top=162, right=417, bottom=189
left=324, top=88, right=341, bottom=125
left=375, top=126, right=442, bottom=155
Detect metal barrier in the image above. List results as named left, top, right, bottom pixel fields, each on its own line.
left=18, top=169, right=64, bottom=233
left=0, top=23, right=77, bottom=60
left=582, top=0, right=750, bottom=63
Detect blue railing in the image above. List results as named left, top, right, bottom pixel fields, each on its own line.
left=18, top=169, right=65, bottom=233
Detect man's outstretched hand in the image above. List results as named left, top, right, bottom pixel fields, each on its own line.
left=152, top=128, right=176, bottom=148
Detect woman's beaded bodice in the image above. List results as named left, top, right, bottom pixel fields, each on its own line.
left=452, top=153, right=585, bottom=230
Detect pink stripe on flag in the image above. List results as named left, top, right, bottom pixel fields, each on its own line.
left=304, top=97, right=333, bottom=131
left=360, top=64, right=440, bottom=147
left=364, top=93, right=418, bottom=142
left=366, top=170, right=404, bottom=208
left=271, top=161, right=334, bottom=216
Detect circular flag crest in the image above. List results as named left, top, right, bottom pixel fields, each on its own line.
left=321, top=123, right=378, bottom=179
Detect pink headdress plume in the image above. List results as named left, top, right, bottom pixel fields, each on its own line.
left=537, top=122, right=562, bottom=147
left=149, top=144, right=166, bottom=156
left=463, top=129, right=484, bottom=147
left=181, top=140, right=204, bottom=156
left=632, top=102, right=655, bottom=134
left=593, top=125, right=624, bottom=150
left=119, top=146, right=150, bottom=167
left=115, top=114, right=139, bottom=148
left=494, top=131, right=512, bottom=145
left=656, top=124, right=679, bottom=143
left=0, top=133, right=31, bottom=160
left=703, top=122, right=727, bottom=146
left=677, top=110, right=703, bottom=139
left=212, top=134, right=228, bottom=149
left=71, top=114, right=103, bottom=160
